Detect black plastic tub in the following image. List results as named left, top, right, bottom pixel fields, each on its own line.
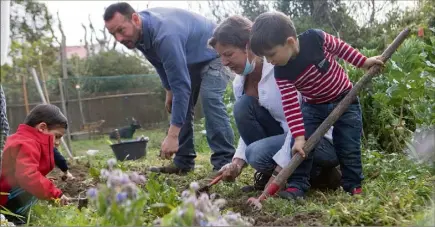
left=110, top=140, right=148, bottom=161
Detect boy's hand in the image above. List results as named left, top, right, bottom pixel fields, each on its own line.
left=362, top=56, right=384, bottom=70
left=60, top=194, right=70, bottom=206
left=62, top=170, right=75, bottom=181
left=292, top=136, right=306, bottom=158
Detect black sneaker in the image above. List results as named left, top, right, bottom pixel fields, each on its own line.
left=148, top=163, right=192, bottom=175
left=278, top=187, right=305, bottom=200
left=310, top=166, right=342, bottom=190
left=241, top=171, right=271, bottom=193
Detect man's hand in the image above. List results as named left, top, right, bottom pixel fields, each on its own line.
left=362, top=55, right=384, bottom=70
left=62, top=170, right=75, bottom=181
left=165, top=90, right=173, bottom=114
left=218, top=159, right=245, bottom=181
left=59, top=194, right=70, bottom=206
left=292, top=136, right=306, bottom=158
left=161, top=125, right=181, bottom=159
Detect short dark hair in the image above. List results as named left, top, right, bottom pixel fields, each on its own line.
left=250, top=11, right=297, bottom=56
left=209, top=15, right=253, bottom=50
left=103, top=2, right=136, bottom=21
left=24, top=104, right=68, bottom=130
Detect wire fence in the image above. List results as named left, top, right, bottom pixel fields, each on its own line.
left=3, top=74, right=205, bottom=135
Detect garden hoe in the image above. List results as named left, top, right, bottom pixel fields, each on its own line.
left=247, top=27, right=411, bottom=210
left=197, top=173, right=224, bottom=194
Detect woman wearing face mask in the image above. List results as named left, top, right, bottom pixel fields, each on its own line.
left=209, top=15, right=341, bottom=197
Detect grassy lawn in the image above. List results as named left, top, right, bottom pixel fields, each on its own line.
left=28, top=128, right=434, bottom=226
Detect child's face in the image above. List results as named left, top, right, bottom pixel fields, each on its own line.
left=263, top=37, right=299, bottom=66
left=36, top=123, right=66, bottom=148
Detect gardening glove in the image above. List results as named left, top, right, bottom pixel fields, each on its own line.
left=292, top=136, right=306, bottom=159
left=218, top=162, right=243, bottom=181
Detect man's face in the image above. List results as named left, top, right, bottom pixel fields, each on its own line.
left=105, top=12, right=141, bottom=49
left=262, top=37, right=298, bottom=66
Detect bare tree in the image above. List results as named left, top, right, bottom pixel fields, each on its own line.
left=81, top=23, right=90, bottom=58
left=207, top=0, right=241, bottom=23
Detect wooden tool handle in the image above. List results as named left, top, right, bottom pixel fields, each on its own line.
left=267, top=27, right=411, bottom=197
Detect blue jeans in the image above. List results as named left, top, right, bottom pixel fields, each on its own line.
left=234, top=95, right=338, bottom=180
left=233, top=95, right=284, bottom=146
left=174, top=58, right=235, bottom=171
left=288, top=98, right=364, bottom=193
left=246, top=135, right=338, bottom=178
left=4, top=187, right=38, bottom=225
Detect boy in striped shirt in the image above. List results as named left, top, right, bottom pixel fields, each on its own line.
left=249, top=11, right=383, bottom=200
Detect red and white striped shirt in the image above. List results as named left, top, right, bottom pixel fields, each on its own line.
left=274, top=29, right=367, bottom=137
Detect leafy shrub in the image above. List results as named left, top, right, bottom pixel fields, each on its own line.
left=346, top=36, right=435, bottom=153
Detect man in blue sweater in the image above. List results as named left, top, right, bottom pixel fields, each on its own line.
left=104, top=3, right=235, bottom=174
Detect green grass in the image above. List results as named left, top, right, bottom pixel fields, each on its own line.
left=28, top=127, right=434, bottom=226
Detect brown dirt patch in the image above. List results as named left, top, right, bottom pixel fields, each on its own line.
left=224, top=197, right=323, bottom=226
left=48, top=162, right=96, bottom=198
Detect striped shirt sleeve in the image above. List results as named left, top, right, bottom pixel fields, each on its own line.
left=322, top=31, right=367, bottom=68
left=275, top=78, right=305, bottom=138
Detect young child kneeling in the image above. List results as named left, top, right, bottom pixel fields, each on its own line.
left=249, top=11, right=383, bottom=200
left=0, top=104, right=70, bottom=224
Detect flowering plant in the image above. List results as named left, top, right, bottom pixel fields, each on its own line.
left=86, top=158, right=147, bottom=226
left=154, top=182, right=253, bottom=226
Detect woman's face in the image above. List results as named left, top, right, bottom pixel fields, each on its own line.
left=214, top=43, right=248, bottom=75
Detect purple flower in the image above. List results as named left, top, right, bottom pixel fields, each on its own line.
left=190, top=182, right=199, bottom=191
left=129, top=172, right=140, bottom=182
left=123, top=183, right=139, bottom=198
left=199, top=220, right=208, bottom=226
left=138, top=175, right=146, bottom=184
left=116, top=192, right=128, bottom=203
left=119, top=174, right=130, bottom=184
left=87, top=188, right=98, bottom=199
left=100, top=169, right=110, bottom=179
left=107, top=158, right=117, bottom=169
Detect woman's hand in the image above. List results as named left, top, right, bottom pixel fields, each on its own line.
left=218, top=158, right=245, bottom=181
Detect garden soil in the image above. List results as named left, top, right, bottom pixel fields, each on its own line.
left=48, top=163, right=95, bottom=198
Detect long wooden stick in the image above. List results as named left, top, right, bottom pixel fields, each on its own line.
left=30, top=67, right=74, bottom=159
left=251, top=27, right=411, bottom=206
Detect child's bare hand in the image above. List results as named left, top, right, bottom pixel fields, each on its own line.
left=62, top=170, right=75, bottom=181
left=362, top=56, right=384, bottom=70
left=292, top=137, right=306, bottom=158
left=60, top=194, right=70, bottom=206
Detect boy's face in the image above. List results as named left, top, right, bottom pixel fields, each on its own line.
left=36, top=123, right=66, bottom=148
left=263, top=37, right=298, bottom=66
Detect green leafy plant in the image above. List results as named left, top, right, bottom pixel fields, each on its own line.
left=346, top=37, right=435, bottom=153
left=144, top=173, right=180, bottom=217
left=86, top=158, right=148, bottom=226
